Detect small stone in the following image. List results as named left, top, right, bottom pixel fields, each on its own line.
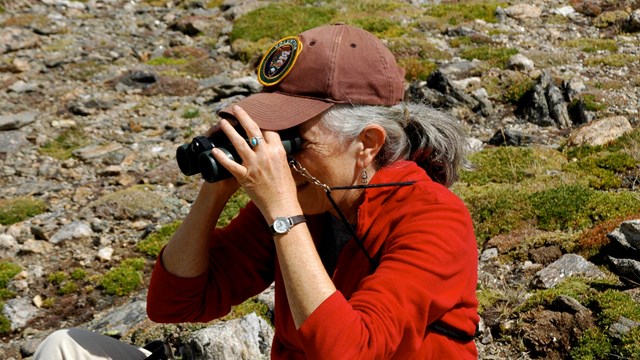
left=49, top=221, right=93, bottom=245
left=97, top=247, right=114, bottom=262
left=567, top=116, right=633, bottom=147
left=33, top=295, right=43, bottom=309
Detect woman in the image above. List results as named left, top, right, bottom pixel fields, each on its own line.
left=148, top=24, right=479, bottom=359
left=34, top=24, right=478, bottom=359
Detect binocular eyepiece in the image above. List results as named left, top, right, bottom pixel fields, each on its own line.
left=176, top=127, right=302, bottom=183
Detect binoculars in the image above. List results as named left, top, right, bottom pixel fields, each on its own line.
left=176, top=127, right=302, bottom=183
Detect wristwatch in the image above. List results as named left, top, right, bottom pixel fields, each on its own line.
left=270, top=215, right=306, bottom=235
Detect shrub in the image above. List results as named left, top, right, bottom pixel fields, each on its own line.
left=0, top=197, right=46, bottom=226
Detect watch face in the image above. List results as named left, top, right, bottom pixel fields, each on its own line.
left=273, top=218, right=290, bottom=233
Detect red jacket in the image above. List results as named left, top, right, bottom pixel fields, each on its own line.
left=148, top=161, right=479, bottom=359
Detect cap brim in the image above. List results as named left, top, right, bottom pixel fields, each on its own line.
left=218, top=92, right=334, bottom=131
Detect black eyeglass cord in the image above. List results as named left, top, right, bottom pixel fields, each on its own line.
left=288, top=158, right=414, bottom=268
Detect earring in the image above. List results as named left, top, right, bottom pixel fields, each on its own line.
left=361, top=169, right=368, bottom=184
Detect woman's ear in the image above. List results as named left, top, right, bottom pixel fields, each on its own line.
left=357, top=124, right=386, bottom=168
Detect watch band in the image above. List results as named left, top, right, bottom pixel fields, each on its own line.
left=270, top=215, right=306, bottom=235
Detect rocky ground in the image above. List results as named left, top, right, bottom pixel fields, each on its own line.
left=0, top=0, right=639, bottom=359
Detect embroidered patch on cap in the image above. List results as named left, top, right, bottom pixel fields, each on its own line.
left=258, top=36, right=302, bottom=86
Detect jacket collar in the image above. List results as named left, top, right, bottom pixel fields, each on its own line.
left=355, top=161, right=429, bottom=256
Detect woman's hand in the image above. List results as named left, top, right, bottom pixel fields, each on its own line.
left=211, top=105, right=301, bottom=222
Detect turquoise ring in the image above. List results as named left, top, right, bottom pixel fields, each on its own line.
left=249, top=136, right=264, bottom=148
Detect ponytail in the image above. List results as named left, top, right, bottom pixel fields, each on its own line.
left=320, top=103, right=470, bottom=187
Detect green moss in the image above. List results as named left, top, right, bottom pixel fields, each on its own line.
left=0, top=315, right=10, bottom=335
left=388, top=37, right=448, bottom=80
left=585, top=54, right=638, bottom=67
left=40, top=127, right=90, bottom=160
left=58, top=281, right=79, bottom=295
left=591, top=290, right=640, bottom=326
left=450, top=34, right=493, bottom=48
left=461, top=147, right=566, bottom=185
left=343, top=16, right=405, bottom=39
left=146, top=57, right=189, bottom=66
left=424, top=2, right=507, bottom=25
left=581, top=94, right=606, bottom=111
left=182, top=108, right=200, bottom=119
left=42, top=297, right=56, bottom=308
left=66, top=61, right=109, bottom=82
left=571, top=328, right=611, bottom=360
left=99, top=258, right=145, bottom=296
left=206, top=0, right=223, bottom=8
left=388, top=37, right=451, bottom=61
left=224, top=298, right=272, bottom=325
left=476, top=288, right=503, bottom=313
left=530, top=185, right=640, bottom=231
left=339, top=0, right=404, bottom=13
left=71, top=268, right=87, bottom=281
left=0, top=289, right=15, bottom=300
left=0, top=262, right=21, bottom=289
left=230, top=3, right=335, bottom=42
left=0, top=197, right=47, bottom=226
left=519, top=278, right=594, bottom=313
left=48, top=271, right=67, bottom=286
left=482, top=71, right=537, bottom=102
left=564, top=152, right=637, bottom=190
left=562, top=38, right=618, bottom=53
left=503, top=77, right=536, bottom=104
left=398, top=57, right=437, bottom=81
left=455, top=184, right=532, bottom=245
left=136, top=220, right=182, bottom=257
left=459, top=45, right=518, bottom=68
left=619, top=327, right=640, bottom=359
left=217, top=190, right=250, bottom=228
left=593, top=10, right=629, bottom=28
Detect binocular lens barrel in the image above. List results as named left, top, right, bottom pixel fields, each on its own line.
left=176, top=131, right=302, bottom=183
left=198, top=148, right=234, bottom=183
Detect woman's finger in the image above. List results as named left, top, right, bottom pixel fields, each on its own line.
left=231, top=105, right=266, bottom=144
left=210, top=147, right=247, bottom=178
left=218, top=119, right=254, bottom=159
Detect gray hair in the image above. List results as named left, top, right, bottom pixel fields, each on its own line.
left=320, top=103, right=471, bottom=187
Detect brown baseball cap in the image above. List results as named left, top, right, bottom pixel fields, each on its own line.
left=218, top=23, right=405, bottom=130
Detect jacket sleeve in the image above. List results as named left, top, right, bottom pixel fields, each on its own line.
left=297, top=190, right=479, bottom=359
left=147, top=201, right=276, bottom=323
